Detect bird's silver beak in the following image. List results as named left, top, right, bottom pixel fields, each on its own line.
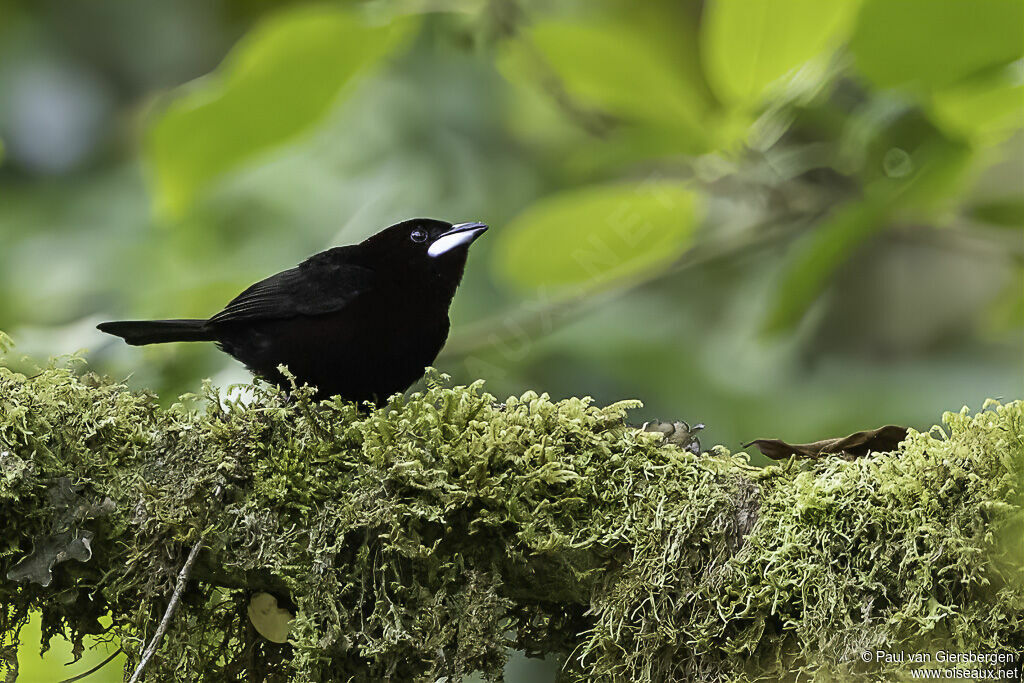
left=428, top=222, right=488, bottom=257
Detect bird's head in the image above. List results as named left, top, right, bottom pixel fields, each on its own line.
left=362, top=218, right=488, bottom=274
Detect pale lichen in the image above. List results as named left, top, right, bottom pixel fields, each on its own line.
left=0, top=348, right=1021, bottom=681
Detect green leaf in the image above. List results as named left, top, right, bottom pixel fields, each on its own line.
left=762, top=139, right=972, bottom=334
left=982, top=271, right=1024, bottom=334
left=146, top=6, right=413, bottom=217
left=701, top=0, right=860, bottom=107
left=493, top=182, right=700, bottom=295
left=968, top=198, right=1024, bottom=228
left=499, top=19, right=713, bottom=149
left=929, top=65, right=1024, bottom=145
left=850, top=0, right=1024, bottom=91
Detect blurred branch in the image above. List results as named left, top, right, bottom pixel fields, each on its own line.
left=893, top=222, right=1024, bottom=264
left=442, top=217, right=798, bottom=359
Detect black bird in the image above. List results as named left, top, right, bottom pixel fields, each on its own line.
left=98, top=219, right=487, bottom=405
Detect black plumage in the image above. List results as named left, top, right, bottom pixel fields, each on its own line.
left=98, top=219, right=487, bottom=404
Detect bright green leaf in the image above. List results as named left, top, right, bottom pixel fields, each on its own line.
left=850, top=0, right=1024, bottom=91
left=499, top=19, right=713, bottom=149
left=701, top=0, right=860, bottom=107
left=147, top=6, right=413, bottom=217
left=493, top=182, right=700, bottom=295
left=930, top=65, right=1024, bottom=145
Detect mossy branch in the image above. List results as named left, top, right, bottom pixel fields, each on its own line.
left=1, top=351, right=1022, bottom=681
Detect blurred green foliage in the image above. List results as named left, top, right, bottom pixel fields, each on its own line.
left=149, top=6, right=415, bottom=216
left=850, top=0, right=1023, bottom=91
left=0, top=0, right=1019, bottom=460
left=12, top=613, right=123, bottom=683
left=702, top=0, right=859, bottom=108
left=0, top=0, right=1021, bottom=675
left=494, top=181, right=699, bottom=294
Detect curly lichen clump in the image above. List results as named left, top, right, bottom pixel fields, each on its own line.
left=0, top=349, right=1022, bottom=681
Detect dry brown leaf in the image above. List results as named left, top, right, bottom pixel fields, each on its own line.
left=744, top=425, right=909, bottom=460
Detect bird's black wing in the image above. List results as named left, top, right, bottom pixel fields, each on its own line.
left=208, top=247, right=375, bottom=324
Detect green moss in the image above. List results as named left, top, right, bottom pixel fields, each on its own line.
left=1, top=352, right=1021, bottom=681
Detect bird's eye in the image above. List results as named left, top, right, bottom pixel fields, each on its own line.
left=410, top=229, right=428, bottom=243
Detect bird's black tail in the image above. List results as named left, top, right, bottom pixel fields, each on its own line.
left=97, top=319, right=214, bottom=346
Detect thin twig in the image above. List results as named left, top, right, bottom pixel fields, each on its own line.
left=126, top=538, right=204, bottom=683
left=127, top=484, right=222, bottom=683
left=56, top=648, right=123, bottom=683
